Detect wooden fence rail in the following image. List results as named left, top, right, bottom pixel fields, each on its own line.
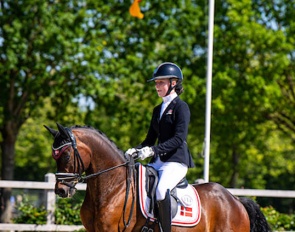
left=0, top=173, right=294, bottom=231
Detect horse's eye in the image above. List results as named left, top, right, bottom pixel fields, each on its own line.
left=61, top=153, right=71, bottom=163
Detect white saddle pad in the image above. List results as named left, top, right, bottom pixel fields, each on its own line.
left=138, top=164, right=201, bottom=227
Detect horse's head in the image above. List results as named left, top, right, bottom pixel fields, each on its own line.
left=44, top=123, right=86, bottom=198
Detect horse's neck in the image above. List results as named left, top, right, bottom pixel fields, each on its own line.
left=84, top=132, right=126, bottom=177
left=86, top=152, right=128, bottom=201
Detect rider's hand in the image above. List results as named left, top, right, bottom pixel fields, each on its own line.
left=137, top=146, right=154, bottom=160
left=125, top=148, right=138, bottom=158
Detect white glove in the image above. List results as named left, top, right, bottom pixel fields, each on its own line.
left=137, top=146, right=154, bottom=160
left=125, top=148, right=137, bottom=157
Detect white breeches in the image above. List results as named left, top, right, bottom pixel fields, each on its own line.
left=148, top=158, right=188, bottom=201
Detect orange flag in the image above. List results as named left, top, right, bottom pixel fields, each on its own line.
left=129, top=0, right=144, bottom=19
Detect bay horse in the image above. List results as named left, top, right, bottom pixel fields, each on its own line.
left=45, top=123, right=271, bottom=232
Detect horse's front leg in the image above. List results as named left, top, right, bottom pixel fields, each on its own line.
left=80, top=192, right=95, bottom=231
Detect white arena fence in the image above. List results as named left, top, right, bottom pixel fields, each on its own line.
left=0, top=173, right=294, bottom=231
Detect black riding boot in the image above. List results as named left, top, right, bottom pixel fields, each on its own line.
left=157, top=190, right=171, bottom=232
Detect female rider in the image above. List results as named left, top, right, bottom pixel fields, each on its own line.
left=126, top=62, right=194, bottom=232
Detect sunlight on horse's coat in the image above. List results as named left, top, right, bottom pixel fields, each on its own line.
left=45, top=123, right=271, bottom=232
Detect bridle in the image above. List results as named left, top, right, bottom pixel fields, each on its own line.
left=53, top=128, right=132, bottom=185
left=52, top=127, right=136, bottom=230
left=53, top=127, right=85, bottom=188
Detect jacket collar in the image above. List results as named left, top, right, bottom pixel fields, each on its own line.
left=162, top=92, right=177, bottom=104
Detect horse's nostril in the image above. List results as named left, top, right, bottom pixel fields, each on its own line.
left=55, top=188, right=66, bottom=197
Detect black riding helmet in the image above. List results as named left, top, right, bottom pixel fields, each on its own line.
left=148, top=62, right=184, bottom=96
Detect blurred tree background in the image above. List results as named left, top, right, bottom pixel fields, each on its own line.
left=0, top=0, right=294, bottom=222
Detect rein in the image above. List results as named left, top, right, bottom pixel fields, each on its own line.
left=54, top=128, right=136, bottom=230
left=56, top=161, right=130, bottom=183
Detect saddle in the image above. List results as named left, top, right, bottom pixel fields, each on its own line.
left=140, top=163, right=188, bottom=218
left=136, top=163, right=201, bottom=227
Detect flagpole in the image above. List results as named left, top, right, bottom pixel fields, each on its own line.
left=203, top=0, right=215, bottom=183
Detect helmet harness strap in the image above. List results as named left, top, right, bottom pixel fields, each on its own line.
left=165, top=78, right=177, bottom=96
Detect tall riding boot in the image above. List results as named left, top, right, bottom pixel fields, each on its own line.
left=157, top=190, right=171, bottom=232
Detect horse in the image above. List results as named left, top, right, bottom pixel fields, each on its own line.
left=44, top=123, right=271, bottom=232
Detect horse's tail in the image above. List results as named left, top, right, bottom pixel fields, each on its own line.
left=239, top=197, right=272, bottom=232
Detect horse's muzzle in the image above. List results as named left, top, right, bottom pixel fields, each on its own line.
left=55, top=181, right=77, bottom=198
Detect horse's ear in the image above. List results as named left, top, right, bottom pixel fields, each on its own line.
left=56, top=122, right=69, bottom=138
left=44, top=125, right=58, bottom=137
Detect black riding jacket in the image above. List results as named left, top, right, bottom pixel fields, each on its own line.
left=139, top=96, right=194, bottom=168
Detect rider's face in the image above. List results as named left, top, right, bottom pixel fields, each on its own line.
left=155, top=79, right=176, bottom=97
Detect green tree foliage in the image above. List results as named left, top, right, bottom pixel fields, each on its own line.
left=15, top=98, right=86, bottom=181
left=0, top=0, right=101, bottom=221
left=205, top=0, right=295, bottom=190
left=252, top=0, right=295, bottom=137
left=1, top=0, right=295, bottom=221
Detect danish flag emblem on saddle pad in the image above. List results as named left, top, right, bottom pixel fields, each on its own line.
left=137, top=165, right=201, bottom=227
